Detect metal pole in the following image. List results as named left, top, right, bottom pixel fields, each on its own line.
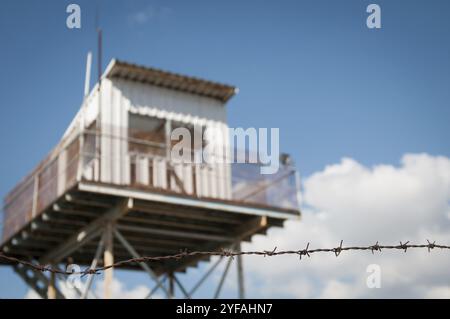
left=213, top=257, right=233, bottom=299
left=146, top=276, right=168, bottom=299
left=96, top=13, right=103, bottom=179
left=168, top=272, right=174, bottom=299
left=236, top=242, right=245, bottom=299
left=114, top=229, right=170, bottom=298
left=188, top=256, right=224, bottom=297
left=97, top=27, right=102, bottom=88
left=103, top=223, right=114, bottom=299
left=173, top=274, right=190, bottom=299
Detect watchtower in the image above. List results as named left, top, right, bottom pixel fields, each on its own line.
left=1, top=59, right=300, bottom=299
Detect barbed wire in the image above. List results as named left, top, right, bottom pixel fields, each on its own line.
left=0, top=240, right=448, bottom=276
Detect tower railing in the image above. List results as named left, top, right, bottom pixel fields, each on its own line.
left=2, top=128, right=300, bottom=243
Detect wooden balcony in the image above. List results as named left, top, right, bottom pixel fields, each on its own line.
left=1, top=128, right=300, bottom=274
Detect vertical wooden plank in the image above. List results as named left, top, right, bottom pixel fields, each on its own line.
left=183, top=164, right=193, bottom=195
left=236, top=243, right=245, bottom=299
left=47, top=271, right=56, bottom=299
left=138, top=157, right=149, bottom=185
left=57, top=150, right=67, bottom=195
left=154, top=158, right=167, bottom=189
left=104, top=223, right=114, bottom=299
left=77, top=132, right=85, bottom=182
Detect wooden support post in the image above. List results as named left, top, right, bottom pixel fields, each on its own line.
left=104, top=223, right=114, bottom=299
left=236, top=242, right=245, bottom=299
left=40, top=198, right=132, bottom=265
left=14, top=264, right=65, bottom=299
left=47, top=271, right=57, bottom=299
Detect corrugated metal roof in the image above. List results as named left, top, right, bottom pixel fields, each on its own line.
left=105, top=59, right=237, bottom=103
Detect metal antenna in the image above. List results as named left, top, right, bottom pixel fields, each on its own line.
left=95, top=5, right=102, bottom=89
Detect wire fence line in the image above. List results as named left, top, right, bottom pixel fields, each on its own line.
left=1, top=240, right=449, bottom=276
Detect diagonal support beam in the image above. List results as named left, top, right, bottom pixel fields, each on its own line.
left=173, top=274, right=190, bottom=299
left=213, top=254, right=233, bottom=299
left=188, top=256, right=224, bottom=297
left=146, top=275, right=168, bottom=299
left=81, top=233, right=105, bottom=299
left=171, top=216, right=267, bottom=274
left=40, top=198, right=133, bottom=264
left=14, top=263, right=65, bottom=299
left=114, top=229, right=171, bottom=298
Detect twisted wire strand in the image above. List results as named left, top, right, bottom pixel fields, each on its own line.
left=0, top=240, right=448, bottom=276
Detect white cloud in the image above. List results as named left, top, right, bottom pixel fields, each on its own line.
left=244, top=153, right=450, bottom=298
left=23, top=153, right=450, bottom=299
left=24, top=289, right=40, bottom=299
left=425, top=286, right=450, bottom=299
left=94, top=278, right=150, bottom=299
left=24, top=277, right=152, bottom=299
left=320, top=280, right=357, bottom=299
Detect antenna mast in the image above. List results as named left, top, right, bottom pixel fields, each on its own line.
left=96, top=8, right=102, bottom=89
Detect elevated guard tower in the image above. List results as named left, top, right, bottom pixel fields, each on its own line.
left=1, top=59, right=300, bottom=299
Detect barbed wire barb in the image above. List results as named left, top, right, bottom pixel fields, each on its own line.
left=370, top=241, right=380, bottom=254
left=426, top=239, right=436, bottom=253
left=334, top=240, right=343, bottom=257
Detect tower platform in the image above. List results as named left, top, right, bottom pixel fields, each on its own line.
left=1, top=178, right=299, bottom=275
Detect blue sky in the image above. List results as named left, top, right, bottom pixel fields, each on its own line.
left=0, top=0, right=450, bottom=298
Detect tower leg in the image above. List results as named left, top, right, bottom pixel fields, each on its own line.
left=14, top=264, right=65, bottom=299
left=169, top=272, right=174, bottom=299
left=236, top=242, right=245, bottom=299
left=214, top=255, right=233, bottom=299
left=104, top=223, right=114, bottom=299
left=47, top=271, right=57, bottom=299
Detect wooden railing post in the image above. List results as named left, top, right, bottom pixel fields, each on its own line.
left=104, top=222, right=114, bottom=299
